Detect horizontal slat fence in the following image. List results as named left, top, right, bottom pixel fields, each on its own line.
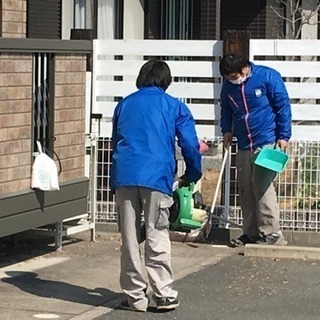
left=92, top=39, right=223, bottom=139
left=250, top=39, right=320, bottom=141
left=92, top=39, right=320, bottom=141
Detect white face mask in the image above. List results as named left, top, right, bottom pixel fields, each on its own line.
left=228, top=76, right=246, bottom=85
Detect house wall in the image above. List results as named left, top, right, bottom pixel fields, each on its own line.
left=265, top=0, right=283, bottom=38
left=62, top=0, right=74, bottom=40
left=0, top=1, right=87, bottom=196
left=0, top=53, right=32, bottom=194
left=301, top=0, right=318, bottom=39
left=200, top=0, right=216, bottom=40
left=0, top=53, right=87, bottom=195
left=0, top=1, right=90, bottom=238
left=54, top=54, right=86, bottom=182
left=1, top=0, right=26, bottom=38
left=145, top=0, right=284, bottom=41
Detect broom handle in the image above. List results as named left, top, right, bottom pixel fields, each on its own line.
left=209, top=147, right=229, bottom=215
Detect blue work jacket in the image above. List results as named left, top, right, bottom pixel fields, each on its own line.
left=111, top=86, right=202, bottom=195
left=220, top=63, right=292, bottom=150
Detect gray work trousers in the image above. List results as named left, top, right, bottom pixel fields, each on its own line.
left=116, top=186, right=178, bottom=310
left=236, top=149, right=280, bottom=238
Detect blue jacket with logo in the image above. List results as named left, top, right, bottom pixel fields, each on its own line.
left=111, top=86, right=202, bottom=195
left=220, top=62, right=292, bottom=150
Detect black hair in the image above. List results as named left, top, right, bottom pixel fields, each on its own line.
left=219, top=54, right=249, bottom=77
left=136, top=60, right=172, bottom=91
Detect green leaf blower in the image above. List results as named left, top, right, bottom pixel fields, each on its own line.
left=169, top=183, right=207, bottom=232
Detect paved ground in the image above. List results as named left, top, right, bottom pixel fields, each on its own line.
left=0, top=231, right=235, bottom=320
left=1, top=230, right=320, bottom=320
left=95, top=255, right=320, bottom=320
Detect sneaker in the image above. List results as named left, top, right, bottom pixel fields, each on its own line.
left=119, top=299, right=147, bottom=312
left=256, top=233, right=287, bottom=246
left=155, top=297, right=180, bottom=310
left=231, top=234, right=259, bottom=247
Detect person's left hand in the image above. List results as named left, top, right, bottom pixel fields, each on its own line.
left=277, top=139, right=288, bottom=151
left=178, top=174, right=190, bottom=188
left=198, top=139, right=209, bottom=154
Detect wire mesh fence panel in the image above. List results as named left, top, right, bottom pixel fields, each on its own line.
left=87, top=136, right=117, bottom=223
left=277, top=141, right=320, bottom=231
left=225, top=140, right=320, bottom=232
left=88, top=137, right=320, bottom=231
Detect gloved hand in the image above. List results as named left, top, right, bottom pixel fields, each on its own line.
left=178, top=174, right=191, bottom=188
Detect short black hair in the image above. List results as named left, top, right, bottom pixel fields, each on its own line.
left=136, top=60, right=172, bottom=91
left=219, top=54, right=249, bottom=77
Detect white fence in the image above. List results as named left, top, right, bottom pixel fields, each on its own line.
left=92, top=39, right=320, bottom=140
left=92, top=39, right=221, bottom=138
left=89, top=39, right=320, bottom=230
left=250, top=40, right=320, bottom=141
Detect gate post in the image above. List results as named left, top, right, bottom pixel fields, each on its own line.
left=222, top=30, right=250, bottom=60
left=221, top=31, right=250, bottom=225
left=90, top=135, right=97, bottom=242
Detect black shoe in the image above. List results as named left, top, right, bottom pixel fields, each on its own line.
left=256, top=234, right=287, bottom=246
left=231, top=234, right=259, bottom=247
left=119, top=299, right=147, bottom=312
left=155, top=297, right=180, bottom=310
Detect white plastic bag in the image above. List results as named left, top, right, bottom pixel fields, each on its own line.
left=31, top=141, right=60, bottom=191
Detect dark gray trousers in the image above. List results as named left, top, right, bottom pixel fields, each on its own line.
left=236, top=149, right=281, bottom=238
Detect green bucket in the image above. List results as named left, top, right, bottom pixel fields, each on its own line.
left=254, top=148, right=289, bottom=173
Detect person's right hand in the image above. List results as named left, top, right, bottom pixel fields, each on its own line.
left=277, top=139, right=288, bottom=152
left=223, top=132, right=233, bottom=149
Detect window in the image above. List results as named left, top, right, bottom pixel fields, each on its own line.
left=221, top=0, right=267, bottom=39
left=145, top=0, right=200, bottom=40
left=73, top=0, right=123, bottom=39
left=27, top=0, right=62, bottom=39
left=74, top=0, right=95, bottom=30
left=32, top=53, right=55, bottom=156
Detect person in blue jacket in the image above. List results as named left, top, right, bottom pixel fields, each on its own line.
left=111, top=59, right=202, bottom=312
left=219, top=54, right=291, bottom=247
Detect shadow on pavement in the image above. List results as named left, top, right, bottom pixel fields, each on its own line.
left=3, top=271, right=123, bottom=308
left=0, top=233, right=85, bottom=269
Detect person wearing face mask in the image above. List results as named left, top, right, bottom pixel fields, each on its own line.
left=219, top=54, right=292, bottom=247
